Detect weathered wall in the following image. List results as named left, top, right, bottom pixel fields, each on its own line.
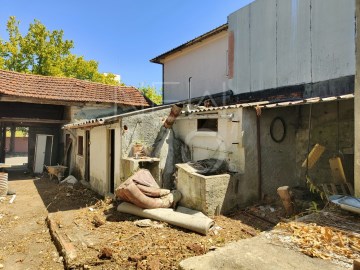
left=228, top=0, right=355, bottom=95
left=173, top=108, right=260, bottom=212
left=163, top=32, right=228, bottom=104
left=355, top=0, right=360, bottom=196
left=295, top=100, right=354, bottom=187
left=65, top=104, right=133, bottom=122
left=173, top=109, right=244, bottom=173
left=259, top=107, right=298, bottom=195
left=256, top=100, right=354, bottom=196
left=89, top=125, right=109, bottom=196
left=66, top=122, right=121, bottom=196
left=120, top=108, right=171, bottom=184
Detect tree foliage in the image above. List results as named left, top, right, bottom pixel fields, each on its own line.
left=139, top=86, right=162, bottom=105
left=0, top=16, right=119, bottom=85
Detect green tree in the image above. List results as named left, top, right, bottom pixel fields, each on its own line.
left=0, top=16, right=28, bottom=72
left=0, top=16, right=120, bottom=85
left=139, top=86, right=162, bottom=105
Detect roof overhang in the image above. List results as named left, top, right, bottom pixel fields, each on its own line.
left=150, top=23, right=228, bottom=64
left=182, top=94, right=354, bottom=115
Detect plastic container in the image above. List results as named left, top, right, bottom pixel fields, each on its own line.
left=0, top=172, right=8, bottom=196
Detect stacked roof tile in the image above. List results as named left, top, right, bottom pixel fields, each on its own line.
left=0, top=69, right=149, bottom=107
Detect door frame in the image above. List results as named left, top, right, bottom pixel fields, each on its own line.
left=34, top=134, right=53, bottom=173
left=108, top=129, right=115, bottom=194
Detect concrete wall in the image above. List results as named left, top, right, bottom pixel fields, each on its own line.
left=257, top=100, right=354, bottom=196
left=228, top=0, right=355, bottom=94
left=163, top=32, right=228, bottom=104
left=355, top=0, right=360, bottom=197
left=65, top=104, right=133, bottom=122
left=173, top=109, right=244, bottom=174
left=259, top=107, right=298, bottom=195
left=120, top=109, right=171, bottom=184
left=173, top=108, right=260, bottom=212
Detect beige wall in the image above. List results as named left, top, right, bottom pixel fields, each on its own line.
left=163, top=32, right=229, bottom=104
left=66, top=122, right=121, bottom=196
left=89, top=122, right=121, bottom=196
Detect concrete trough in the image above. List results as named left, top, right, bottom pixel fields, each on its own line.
left=175, top=163, right=230, bottom=216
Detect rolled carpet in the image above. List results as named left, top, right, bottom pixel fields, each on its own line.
left=117, top=202, right=214, bottom=235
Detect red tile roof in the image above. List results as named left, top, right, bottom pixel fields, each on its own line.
left=0, top=69, right=149, bottom=107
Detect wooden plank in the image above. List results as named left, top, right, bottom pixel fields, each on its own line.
left=354, top=259, right=360, bottom=270
left=302, top=144, right=326, bottom=169
left=329, top=157, right=347, bottom=183
left=346, top=182, right=355, bottom=196
left=277, top=186, right=295, bottom=215
left=0, top=118, right=69, bottom=124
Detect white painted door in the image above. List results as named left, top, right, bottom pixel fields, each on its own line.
left=34, top=135, right=48, bottom=173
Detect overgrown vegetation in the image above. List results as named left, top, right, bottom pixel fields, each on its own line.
left=139, top=86, right=162, bottom=105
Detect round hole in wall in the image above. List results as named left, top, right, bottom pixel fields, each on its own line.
left=123, top=125, right=128, bottom=131
left=270, top=117, right=286, bottom=143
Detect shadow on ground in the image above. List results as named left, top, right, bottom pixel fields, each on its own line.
left=30, top=172, right=103, bottom=213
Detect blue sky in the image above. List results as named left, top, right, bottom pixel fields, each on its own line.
left=0, top=1, right=253, bottom=89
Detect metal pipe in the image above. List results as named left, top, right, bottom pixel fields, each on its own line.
left=188, top=77, right=192, bottom=103
left=256, top=111, right=262, bottom=200
left=191, top=145, right=233, bottom=154
left=177, top=113, right=234, bottom=120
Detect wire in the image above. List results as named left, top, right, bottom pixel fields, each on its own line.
left=306, top=104, right=313, bottom=177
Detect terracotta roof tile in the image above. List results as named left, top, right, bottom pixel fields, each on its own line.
left=0, top=69, right=149, bottom=107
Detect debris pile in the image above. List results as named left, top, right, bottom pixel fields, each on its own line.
left=116, top=169, right=181, bottom=209
left=275, top=221, right=360, bottom=265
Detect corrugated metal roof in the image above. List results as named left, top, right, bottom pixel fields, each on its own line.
left=63, top=104, right=172, bottom=129
left=64, top=94, right=354, bottom=129
left=182, top=94, right=354, bottom=114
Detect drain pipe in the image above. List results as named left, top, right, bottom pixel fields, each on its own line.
left=188, top=77, right=192, bottom=108
left=255, top=108, right=262, bottom=200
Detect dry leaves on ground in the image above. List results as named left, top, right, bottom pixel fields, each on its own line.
left=276, top=221, right=360, bottom=263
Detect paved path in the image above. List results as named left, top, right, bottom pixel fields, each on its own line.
left=179, top=236, right=346, bottom=270
left=0, top=174, right=63, bottom=270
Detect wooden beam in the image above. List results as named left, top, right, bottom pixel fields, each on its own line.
left=0, top=95, right=86, bottom=106
left=354, top=259, right=360, bottom=270
left=0, top=117, right=69, bottom=124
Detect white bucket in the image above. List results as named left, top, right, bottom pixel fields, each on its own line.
left=0, top=172, right=8, bottom=196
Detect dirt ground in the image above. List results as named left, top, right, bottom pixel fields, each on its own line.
left=1, top=171, right=359, bottom=270
left=0, top=172, right=63, bottom=270
left=0, top=172, right=275, bottom=270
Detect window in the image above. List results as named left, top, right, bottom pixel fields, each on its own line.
left=197, top=119, right=218, bottom=132
left=78, top=136, right=84, bottom=156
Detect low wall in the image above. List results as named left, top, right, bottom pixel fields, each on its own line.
left=5, top=137, right=28, bottom=153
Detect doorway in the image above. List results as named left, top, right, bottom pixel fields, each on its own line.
left=34, top=134, right=53, bottom=173
left=85, top=130, right=90, bottom=181
left=109, top=130, right=115, bottom=193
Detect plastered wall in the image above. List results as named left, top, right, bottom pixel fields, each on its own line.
left=163, top=33, right=229, bottom=104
